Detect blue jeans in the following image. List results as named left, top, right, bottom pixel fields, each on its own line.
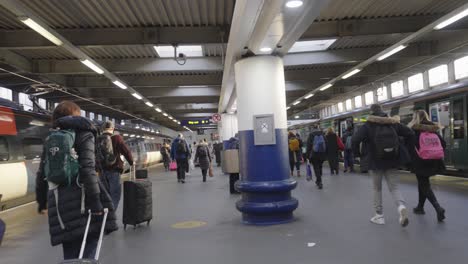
left=62, top=237, right=98, bottom=260
left=102, top=170, right=121, bottom=210
left=344, top=149, right=354, bottom=171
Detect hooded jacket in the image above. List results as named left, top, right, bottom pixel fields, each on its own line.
left=194, top=142, right=212, bottom=170
left=36, top=116, right=118, bottom=246
left=409, top=122, right=446, bottom=177
left=352, top=111, right=414, bottom=170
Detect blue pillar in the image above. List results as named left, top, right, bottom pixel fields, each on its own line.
left=234, top=56, right=298, bottom=225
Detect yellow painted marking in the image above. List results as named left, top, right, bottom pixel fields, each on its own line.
left=171, top=221, right=207, bottom=229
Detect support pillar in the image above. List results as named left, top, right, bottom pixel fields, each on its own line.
left=234, top=56, right=298, bottom=225
left=219, top=113, right=238, bottom=149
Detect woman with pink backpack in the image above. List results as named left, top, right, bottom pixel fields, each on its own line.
left=408, top=110, right=446, bottom=222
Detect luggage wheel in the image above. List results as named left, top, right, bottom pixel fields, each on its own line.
left=147, top=220, right=151, bottom=226
left=124, top=224, right=127, bottom=230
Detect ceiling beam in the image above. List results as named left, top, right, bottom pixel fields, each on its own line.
left=0, top=27, right=225, bottom=49
left=0, top=49, right=31, bottom=71
left=85, top=86, right=220, bottom=98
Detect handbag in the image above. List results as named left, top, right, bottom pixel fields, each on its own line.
left=337, top=136, right=345, bottom=151
left=169, top=161, right=177, bottom=171
left=209, top=165, right=214, bottom=177
left=306, top=160, right=313, bottom=181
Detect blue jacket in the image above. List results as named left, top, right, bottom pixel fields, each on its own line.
left=171, top=137, right=191, bottom=160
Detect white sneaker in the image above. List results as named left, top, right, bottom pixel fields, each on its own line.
left=370, top=214, right=385, bottom=225
left=398, top=205, right=409, bottom=227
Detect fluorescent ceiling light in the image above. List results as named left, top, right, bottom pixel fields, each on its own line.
left=286, top=0, right=303, bottom=8
left=377, top=45, right=407, bottom=61
left=177, top=121, right=181, bottom=125
left=435, top=8, right=468, bottom=30
left=289, top=39, right=337, bottom=53
left=20, top=18, right=63, bottom=46
left=286, top=106, right=291, bottom=110
left=293, top=100, right=301, bottom=105
left=173, top=119, right=178, bottom=123
left=113, top=80, right=127, bottom=89
left=81, top=59, right=104, bottom=74
left=168, top=116, right=174, bottom=120
left=294, top=115, right=300, bottom=119
left=145, top=102, right=154, bottom=107
left=319, top=83, right=333, bottom=91
left=342, top=69, right=361, bottom=79
left=130, top=134, right=135, bottom=138
left=305, top=93, right=314, bottom=99
left=154, top=45, right=203, bottom=58
left=155, top=108, right=162, bottom=112
left=260, top=47, right=272, bottom=53
left=163, top=113, right=168, bottom=117
left=132, top=93, right=142, bottom=100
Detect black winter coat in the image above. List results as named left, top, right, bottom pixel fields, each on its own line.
left=352, top=112, right=414, bottom=170
left=306, top=130, right=327, bottom=161
left=36, top=116, right=118, bottom=246
left=409, top=122, right=446, bottom=177
left=325, top=133, right=339, bottom=163
left=195, top=143, right=212, bottom=170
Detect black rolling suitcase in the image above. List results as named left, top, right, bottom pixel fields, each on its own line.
left=123, top=166, right=153, bottom=229
left=60, top=209, right=109, bottom=264
left=135, top=169, right=148, bottom=179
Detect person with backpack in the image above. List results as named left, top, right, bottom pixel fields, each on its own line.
left=352, top=104, right=414, bottom=227
left=35, top=101, right=117, bottom=260
left=326, top=127, right=344, bottom=175
left=288, top=131, right=302, bottom=177
left=342, top=126, right=355, bottom=173
left=98, top=120, right=134, bottom=210
left=408, top=110, right=446, bottom=222
left=194, top=140, right=212, bottom=182
left=306, top=125, right=327, bottom=189
left=161, top=142, right=171, bottom=171
left=171, top=134, right=191, bottom=183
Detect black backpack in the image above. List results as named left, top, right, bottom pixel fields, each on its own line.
left=97, top=134, right=116, bottom=167
left=176, top=139, right=187, bottom=154
left=373, top=124, right=399, bottom=160
left=197, top=146, right=208, bottom=157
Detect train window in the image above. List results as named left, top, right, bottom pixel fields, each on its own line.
left=0, top=137, right=8, bottom=161
left=54, top=103, right=59, bottom=109
left=80, top=110, right=86, bottom=117
left=0, top=87, right=12, bottom=101
left=89, top=112, right=95, bottom=120
left=377, top=86, right=388, bottom=102
left=345, top=99, right=352, bottom=111
left=97, top=114, right=102, bottom=121
left=408, top=73, right=424, bottom=93
left=454, top=56, right=468, bottom=80
left=453, top=99, right=465, bottom=139
left=428, top=64, right=448, bottom=87
left=337, top=102, right=344, bottom=113
left=365, top=91, right=374, bottom=105
left=19, top=93, right=33, bottom=111
left=354, top=95, right=362, bottom=108
left=23, top=138, right=43, bottom=160
left=391, top=81, right=404, bottom=98
left=38, top=98, right=47, bottom=109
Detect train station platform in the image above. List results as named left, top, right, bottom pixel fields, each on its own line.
left=1, top=165, right=468, bottom=264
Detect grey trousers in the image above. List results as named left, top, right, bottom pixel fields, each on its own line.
left=370, top=169, right=406, bottom=214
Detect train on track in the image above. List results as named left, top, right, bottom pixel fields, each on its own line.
left=291, top=81, right=468, bottom=175
left=0, top=98, right=169, bottom=211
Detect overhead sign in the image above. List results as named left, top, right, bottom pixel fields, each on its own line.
left=212, top=113, right=221, bottom=123
left=181, top=119, right=211, bottom=126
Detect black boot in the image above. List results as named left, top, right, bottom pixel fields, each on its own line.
left=413, top=206, right=425, bottom=215
left=436, top=207, right=446, bottom=222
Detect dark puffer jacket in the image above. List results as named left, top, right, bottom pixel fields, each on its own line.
left=409, top=122, right=446, bottom=177
left=194, top=143, right=212, bottom=170
left=352, top=112, right=414, bottom=171
left=36, top=116, right=118, bottom=246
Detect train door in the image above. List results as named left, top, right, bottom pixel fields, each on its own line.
left=450, top=96, right=467, bottom=170
left=429, top=101, right=452, bottom=166
left=339, top=120, right=347, bottom=138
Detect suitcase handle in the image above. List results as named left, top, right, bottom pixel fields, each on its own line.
left=79, top=208, right=109, bottom=260
left=130, top=164, right=136, bottom=181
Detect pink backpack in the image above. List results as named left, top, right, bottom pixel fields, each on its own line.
left=416, top=132, right=444, bottom=160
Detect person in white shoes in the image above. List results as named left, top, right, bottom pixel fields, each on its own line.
left=352, top=104, right=414, bottom=227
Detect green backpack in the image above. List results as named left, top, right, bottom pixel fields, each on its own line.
left=43, top=129, right=80, bottom=186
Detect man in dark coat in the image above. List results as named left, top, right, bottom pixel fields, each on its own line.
left=213, top=141, right=222, bottom=167
left=352, top=104, right=413, bottom=227
left=170, top=134, right=191, bottom=183
left=306, top=125, right=327, bottom=189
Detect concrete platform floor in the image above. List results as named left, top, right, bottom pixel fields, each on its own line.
left=1, top=164, right=468, bottom=264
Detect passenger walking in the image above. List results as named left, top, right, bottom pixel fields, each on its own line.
left=171, top=134, right=191, bottom=183
left=306, top=125, right=327, bottom=189
left=35, top=101, right=117, bottom=260
left=326, top=127, right=344, bottom=175
left=194, top=140, right=212, bottom=182
left=226, top=135, right=241, bottom=194
left=342, top=126, right=355, bottom=172
left=161, top=142, right=171, bottom=171
left=99, top=120, right=134, bottom=211
left=288, top=131, right=302, bottom=177
left=352, top=104, right=413, bottom=227
left=408, top=110, right=446, bottom=222
left=213, top=141, right=222, bottom=167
